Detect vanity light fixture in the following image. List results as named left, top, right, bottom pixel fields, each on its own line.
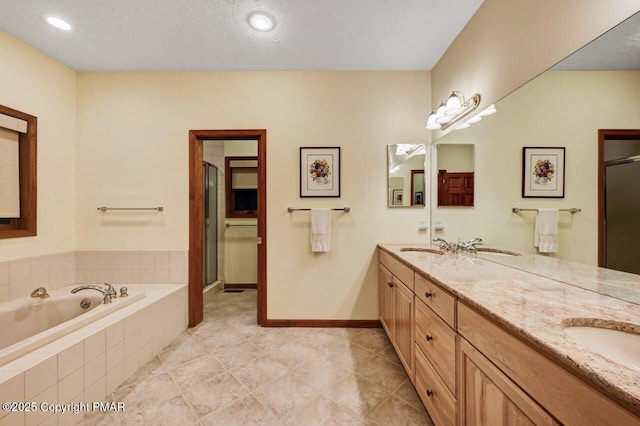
left=41, top=14, right=73, bottom=31
left=425, top=91, right=481, bottom=131
left=248, top=12, right=275, bottom=32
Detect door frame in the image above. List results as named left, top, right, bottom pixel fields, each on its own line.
left=188, top=129, right=267, bottom=327
left=597, top=129, right=640, bottom=267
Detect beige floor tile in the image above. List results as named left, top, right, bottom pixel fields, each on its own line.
left=367, top=394, right=433, bottom=426
left=92, top=289, right=425, bottom=425
left=355, top=356, right=408, bottom=392
left=201, top=395, right=279, bottom=425
left=181, top=372, right=250, bottom=418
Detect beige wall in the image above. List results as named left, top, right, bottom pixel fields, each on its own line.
left=76, top=71, right=431, bottom=319
left=0, top=31, right=77, bottom=260
left=432, top=71, right=640, bottom=265
left=431, top=0, right=640, bottom=135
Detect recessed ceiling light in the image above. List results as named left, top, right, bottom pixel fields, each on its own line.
left=41, top=14, right=73, bottom=31
left=248, top=12, right=275, bottom=32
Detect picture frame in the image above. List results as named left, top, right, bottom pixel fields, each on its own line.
left=522, top=147, right=565, bottom=198
left=392, top=189, right=404, bottom=206
left=300, top=147, right=341, bottom=197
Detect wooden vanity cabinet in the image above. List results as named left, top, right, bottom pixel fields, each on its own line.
left=378, top=252, right=415, bottom=381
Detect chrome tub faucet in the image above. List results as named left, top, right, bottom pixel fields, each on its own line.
left=31, top=287, right=50, bottom=298
left=71, top=283, right=117, bottom=303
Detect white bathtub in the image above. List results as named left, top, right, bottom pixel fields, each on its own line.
left=0, top=285, right=144, bottom=367
left=0, top=283, right=187, bottom=426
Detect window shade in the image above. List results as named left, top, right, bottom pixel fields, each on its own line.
left=0, top=127, right=20, bottom=218
left=0, top=112, right=27, bottom=133
left=231, top=168, right=258, bottom=189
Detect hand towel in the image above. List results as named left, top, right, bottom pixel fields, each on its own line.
left=534, top=209, right=559, bottom=253
left=311, top=208, right=331, bottom=252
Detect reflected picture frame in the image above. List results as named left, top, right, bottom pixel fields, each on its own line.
left=522, top=147, right=565, bottom=198
left=300, top=147, right=341, bottom=197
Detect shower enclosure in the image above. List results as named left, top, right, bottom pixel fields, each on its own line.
left=203, top=162, right=218, bottom=287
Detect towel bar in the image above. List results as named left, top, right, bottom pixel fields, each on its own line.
left=512, top=207, right=581, bottom=214
left=287, top=207, right=351, bottom=213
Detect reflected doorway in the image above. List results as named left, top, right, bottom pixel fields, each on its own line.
left=598, top=129, right=640, bottom=274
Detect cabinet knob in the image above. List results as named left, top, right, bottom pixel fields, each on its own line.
left=387, top=282, right=394, bottom=288
left=426, top=389, right=433, bottom=397
left=426, top=335, right=433, bottom=342
left=425, top=292, right=433, bottom=299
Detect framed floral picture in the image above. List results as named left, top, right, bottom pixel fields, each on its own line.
left=522, top=147, right=565, bottom=198
left=300, top=147, right=341, bottom=197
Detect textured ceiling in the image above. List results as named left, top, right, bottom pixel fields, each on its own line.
left=0, top=0, right=484, bottom=72
left=553, top=11, right=640, bottom=70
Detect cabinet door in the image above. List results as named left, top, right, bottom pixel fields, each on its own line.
left=458, top=338, right=558, bottom=426
left=393, top=278, right=414, bottom=380
left=378, top=264, right=394, bottom=340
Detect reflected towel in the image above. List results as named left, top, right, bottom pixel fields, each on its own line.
left=311, top=208, right=331, bottom=252
left=534, top=209, right=559, bottom=253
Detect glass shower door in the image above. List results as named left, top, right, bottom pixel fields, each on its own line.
left=203, top=163, right=218, bottom=286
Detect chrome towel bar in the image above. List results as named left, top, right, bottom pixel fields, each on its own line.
left=287, top=207, right=351, bottom=213
left=512, top=207, right=581, bottom=214
left=97, top=206, right=164, bottom=212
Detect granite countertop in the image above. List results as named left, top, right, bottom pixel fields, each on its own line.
left=378, top=243, right=640, bottom=415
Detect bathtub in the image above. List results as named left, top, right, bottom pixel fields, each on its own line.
left=0, top=283, right=187, bottom=426
left=0, top=285, right=144, bottom=367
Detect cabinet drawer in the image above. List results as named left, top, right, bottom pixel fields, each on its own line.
left=415, top=345, right=456, bottom=426
left=379, top=249, right=414, bottom=291
left=415, top=299, right=456, bottom=394
left=415, top=273, right=455, bottom=328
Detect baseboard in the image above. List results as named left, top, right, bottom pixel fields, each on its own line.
left=261, top=319, right=382, bottom=328
left=224, top=283, right=257, bottom=289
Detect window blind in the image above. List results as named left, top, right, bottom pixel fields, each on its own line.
left=0, top=127, right=20, bottom=218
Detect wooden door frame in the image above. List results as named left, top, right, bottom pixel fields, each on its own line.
left=597, top=129, right=640, bottom=267
left=188, top=129, right=267, bottom=327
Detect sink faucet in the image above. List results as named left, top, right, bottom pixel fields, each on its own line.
left=31, top=287, right=50, bottom=298
left=433, top=238, right=456, bottom=252
left=71, top=283, right=117, bottom=304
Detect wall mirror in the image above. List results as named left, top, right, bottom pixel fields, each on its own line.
left=435, top=144, right=474, bottom=206
left=429, top=11, right=640, bottom=304
left=387, top=144, right=426, bottom=207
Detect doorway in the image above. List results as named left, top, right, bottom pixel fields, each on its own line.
left=598, top=129, right=640, bottom=273
left=189, top=130, right=267, bottom=327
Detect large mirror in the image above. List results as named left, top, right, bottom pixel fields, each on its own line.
left=388, top=144, right=426, bottom=207
left=430, top=11, right=640, bottom=277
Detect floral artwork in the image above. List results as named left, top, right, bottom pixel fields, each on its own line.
left=522, top=147, right=565, bottom=198
left=533, top=159, right=554, bottom=185
left=309, top=159, right=331, bottom=185
left=300, top=147, right=341, bottom=197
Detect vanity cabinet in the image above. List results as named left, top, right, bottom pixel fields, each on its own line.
left=378, top=251, right=415, bottom=380
left=377, top=247, right=640, bottom=426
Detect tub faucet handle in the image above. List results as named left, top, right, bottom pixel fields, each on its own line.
left=119, top=287, right=128, bottom=297
left=31, top=287, right=50, bottom=298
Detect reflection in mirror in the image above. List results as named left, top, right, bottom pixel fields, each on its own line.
left=436, top=144, right=474, bottom=206
left=387, top=144, right=426, bottom=207
left=429, top=11, right=640, bottom=291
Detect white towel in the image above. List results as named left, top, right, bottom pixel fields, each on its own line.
left=534, top=209, right=559, bottom=253
left=311, top=208, right=331, bottom=252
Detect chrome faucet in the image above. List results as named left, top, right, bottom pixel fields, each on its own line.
left=31, top=287, right=50, bottom=298
left=71, top=283, right=117, bottom=304
left=433, top=238, right=457, bottom=252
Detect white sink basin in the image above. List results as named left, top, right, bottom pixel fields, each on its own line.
left=563, top=325, right=640, bottom=371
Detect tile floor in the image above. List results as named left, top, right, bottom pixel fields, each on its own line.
left=84, top=289, right=434, bottom=425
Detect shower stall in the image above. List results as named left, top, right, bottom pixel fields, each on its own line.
left=203, top=162, right=218, bottom=287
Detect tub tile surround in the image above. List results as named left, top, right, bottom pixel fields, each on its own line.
left=82, top=289, right=434, bottom=425
left=378, top=243, right=640, bottom=414
left=0, top=284, right=187, bottom=426
left=0, top=250, right=188, bottom=305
